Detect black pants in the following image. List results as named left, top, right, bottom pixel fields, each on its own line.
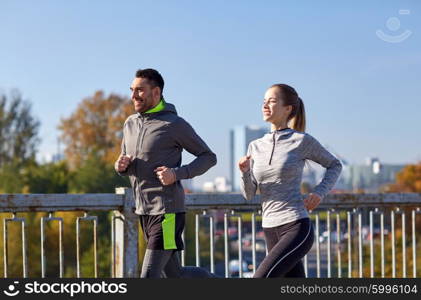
left=141, top=249, right=217, bottom=278
left=254, top=217, right=314, bottom=278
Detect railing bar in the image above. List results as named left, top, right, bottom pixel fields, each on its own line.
left=412, top=209, right=417, bottom=278
left=181, top=229, right=185, bottom=267
left=76, top=212, right=98, bottom=278
left=238, top=213, right=243, bottom=278
left=111, top=215, right=115, bottom=278
left=224, top=212, right=229, bottom=278
left=369, top=210, right=374, bottom=278
left=76, top=217, right=80, bottom=278
left=195, top=213, right=200, bottom=267
left=381, top=212, right=385, bottom=278
left=251, top=212, right=256, bottom=274
left=347, top=211, right=352, bottom=278
left=391, top=210, right=396, bottom=278
left=315, top=213, right=320, bottom=278
left=41, top=218, right=46, bottom=278
left=336, top=213, right=341, bottom=278
left=40, top=213, right=64, bottom=278
left=22, top=218, right=28, bottom=278
left=358, top=211, right=362, bottom=278
left=93, top=218, right=98, bottom=278
left=327, top=209, right=331, bottom=278
left=402, top=211, right=406, bottom=278
left=59, top=219, right=64, bottom=278
left=210, top=215, right=214, bottom=274
left=3, top=214, right=28, bottom=278
left=3, top=217, right=8, bottom=278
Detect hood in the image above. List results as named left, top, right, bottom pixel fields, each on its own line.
left=137, top=101, right=178, bottom=117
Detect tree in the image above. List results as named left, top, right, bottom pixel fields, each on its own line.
left=22, top=161, right=71, bottom=194
left=384, top=162, right=421, bottom=193
left=379, top=163, right=421, bottom=277
left=0, top=90, right=40, bottom=167
left=58, top=91, right=133, bottom=169
left=0, top=90, right=135, bottom=277
left=68, top=151, right=129, bottom=193
left=0, top=90, right=40, bottom=193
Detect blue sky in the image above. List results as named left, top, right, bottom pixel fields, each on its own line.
left=1, top=0, right=420, bottom=188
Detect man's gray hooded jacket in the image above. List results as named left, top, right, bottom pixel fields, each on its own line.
left=116, top=102, right=217, bottom=215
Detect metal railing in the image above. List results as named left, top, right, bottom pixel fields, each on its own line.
left=0, top=189, right=420, bottom=278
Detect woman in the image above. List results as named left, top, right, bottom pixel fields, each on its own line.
left=238, top=84, right=342, bottom=278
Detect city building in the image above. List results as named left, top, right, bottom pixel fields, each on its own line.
left=341, top=157, right=405, bottom=192
left=230, top=125, right=268, bottom=191
left=202, top=176, right=231, bottom=193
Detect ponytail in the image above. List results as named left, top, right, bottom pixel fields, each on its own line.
left=289, top=97, right=306, bottom=132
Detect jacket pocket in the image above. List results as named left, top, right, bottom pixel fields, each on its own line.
left=141, top=186, right=165, bottom=213
left=133, top=179, right=145, bottom=214
left=163, top=182, right=185, bottom=212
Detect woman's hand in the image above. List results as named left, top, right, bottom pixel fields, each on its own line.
left=238, top=155, right=251, bottom=173
left=304, top=193, right=321, bottom=211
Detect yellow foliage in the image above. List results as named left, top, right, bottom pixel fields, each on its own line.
left=385, top=162, right=421, bottom=193
left=58, top=91, right=133, bottom=170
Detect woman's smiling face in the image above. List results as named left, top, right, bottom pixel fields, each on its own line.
left=262, top=86, right=292, bottom=124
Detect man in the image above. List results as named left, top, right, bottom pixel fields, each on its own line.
left=115, top=68, right=217, bottom=278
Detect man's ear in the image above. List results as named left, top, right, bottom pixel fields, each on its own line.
left=153, top=86, right=162, bottom=101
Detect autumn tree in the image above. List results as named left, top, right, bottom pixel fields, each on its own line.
left=58, top=91, right=133, bottom=169
left=376, top=162, right=421, bottom=277
left=383, top=162, right=421, bottom=193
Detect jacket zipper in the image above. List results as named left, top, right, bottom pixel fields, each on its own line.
left=135, top=116, right=146, bottom=210
left=139, top=124, right=147, bottom=152
left=269, top=131, right=276, bottom=165
left=135, top=116, right=143, bottom=157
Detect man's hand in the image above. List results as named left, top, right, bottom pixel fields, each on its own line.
left=238, top=155, right=251, bottom=173
left=154, top=166, right=176, bottom=186
left=303, top=193, right=321, bottom=211
left=115, top=155, right=133, bottom=172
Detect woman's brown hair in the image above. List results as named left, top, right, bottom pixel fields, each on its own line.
left=270, top=84, right=306, bottom=132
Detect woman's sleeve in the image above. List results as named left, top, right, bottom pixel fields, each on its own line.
left=302, top=134, right=343, bottom=199
left=240, top=143, right=258, bottom=201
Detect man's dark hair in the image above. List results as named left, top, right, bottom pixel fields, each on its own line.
left=135, top=68, right=164, bottom=96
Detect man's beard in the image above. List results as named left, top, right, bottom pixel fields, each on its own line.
left=134, top=97, right=152, bottom=113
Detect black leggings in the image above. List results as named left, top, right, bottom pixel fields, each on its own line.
left=254, top=217, right=314, bottom=278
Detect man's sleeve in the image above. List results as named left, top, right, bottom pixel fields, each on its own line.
left=172, top=118, right=217, bottom=180
left=115, top=130, right=130, bottom=177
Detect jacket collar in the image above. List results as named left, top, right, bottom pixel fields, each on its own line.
left=264, top=128, right=294, bottom=140
left=137, top=101, right=178, bottom=118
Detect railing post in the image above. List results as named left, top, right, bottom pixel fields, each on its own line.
left=113, top=187, right=139, bottom=278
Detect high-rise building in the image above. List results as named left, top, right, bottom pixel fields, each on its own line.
left=230, top=125, right=268, bottom=191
